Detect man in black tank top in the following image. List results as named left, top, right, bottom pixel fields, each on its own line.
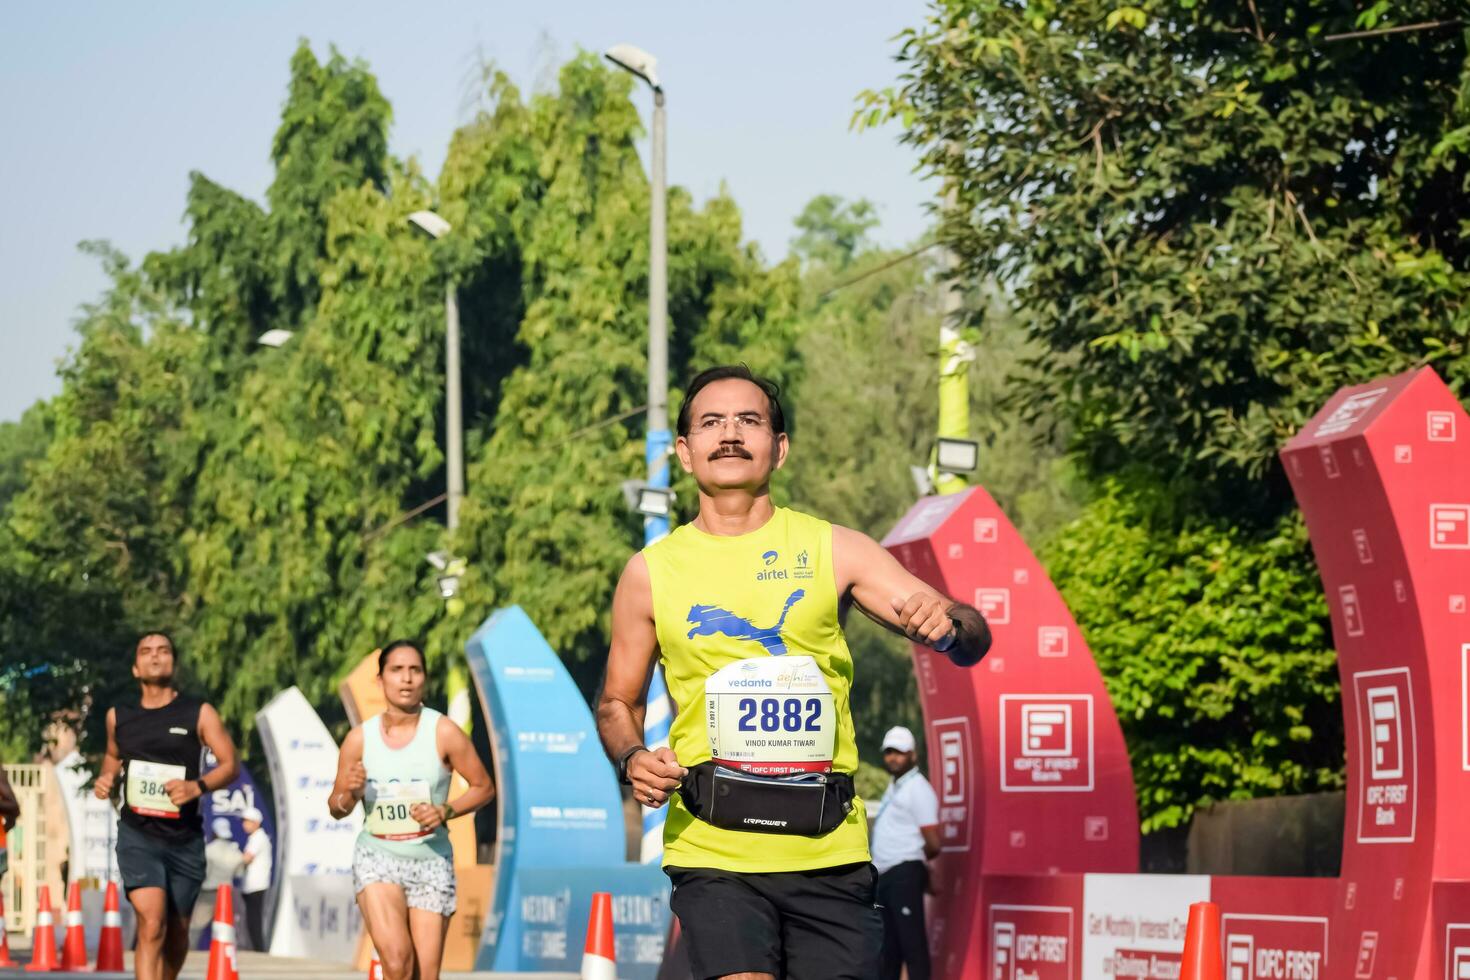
left=94, top=632, right=239, bottom=980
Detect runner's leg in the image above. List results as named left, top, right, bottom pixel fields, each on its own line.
left=406, top=909, right=450, bottom=980
left=774, top=863, right=883, bottom=980
left=666, top=866, right=782, bottom=979
left=161, top=912, right=191, bottom=980
left=129, top=887, right=169, bottom=980
left=358, top=882, right=416, bottom=980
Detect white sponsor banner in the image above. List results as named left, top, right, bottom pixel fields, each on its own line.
left=51, top=750, right=120, bottom=883
left=256, top=686, right=361, bottom=960
left=277, top=873, right=363, bottom=963
left=1083, top=873, right=1210, bottom=980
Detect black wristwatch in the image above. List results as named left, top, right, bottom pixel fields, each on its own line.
left=616, top=744, right=648, bottom=786
left=195, top=778, right=208, bottom=796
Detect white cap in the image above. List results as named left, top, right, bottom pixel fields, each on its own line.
left=882, top=726, right=916, bottom=753
left=241, top=807, right=264, bottom=824
left=211, top=817, right=233, bottom=839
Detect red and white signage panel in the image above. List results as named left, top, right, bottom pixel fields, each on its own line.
left=1001, top=695, right=1094, bottom=792
left=932, top=715, right=974, bottom=853
left=1220, top=915, right=1328, bottom=980
left=1352, top=668, right=1417, bottom=843
left=990, top=905, right=1074, bottom=980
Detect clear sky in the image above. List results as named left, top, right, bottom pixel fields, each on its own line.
left=0, top=2, right=936, bottom=422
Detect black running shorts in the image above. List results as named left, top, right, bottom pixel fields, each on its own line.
left=116, top=820, right=206, bottom=917
left=666, top=861, right=883, bottom=980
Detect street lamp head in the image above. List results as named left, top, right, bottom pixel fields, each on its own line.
left=257, top=329, right=294, bottom=348
left=604, top=43, right=661, bottom=90
left=935, top=437, right=980, bottom=475
left=407, top=210, right=452, bottom=240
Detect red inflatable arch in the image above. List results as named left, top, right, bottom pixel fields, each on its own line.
left=883, top=366, right=1470, bottom=980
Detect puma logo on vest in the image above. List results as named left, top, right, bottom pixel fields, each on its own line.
left=686, top=589, right=806, bottom=656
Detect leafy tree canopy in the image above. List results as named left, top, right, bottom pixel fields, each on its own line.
left=870, top=0, right=1470, bottom=519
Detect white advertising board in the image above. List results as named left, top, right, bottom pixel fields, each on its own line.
left=51, top=750, right=119, bottom=883
left=276, top=873, right=363, bottom=962
left=256, top=686, right=361, bottom=960
left=1082, top=873, right=1211, bottom=980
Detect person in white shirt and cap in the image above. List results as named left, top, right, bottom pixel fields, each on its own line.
left=192, top=817, right=244, bottom=944
left=238, top=807, right=272, bottom=951
left=870, top=725, right=941, bottom=980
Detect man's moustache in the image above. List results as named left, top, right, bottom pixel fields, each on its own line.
left=709, top=447, right=753, bottom=460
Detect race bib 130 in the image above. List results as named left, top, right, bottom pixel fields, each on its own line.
left=365, top=779, right=433, bottom=840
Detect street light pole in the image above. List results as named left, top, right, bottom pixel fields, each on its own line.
left=646, top=86, right=669, bottom=544
left=407, top=210, right=464, bottom=530
left=445, top=281, right=464, bottom=531
left=408, top=209, right=472, bottom=732
left=935, top=180, right=974, bottom=496
left=605, top=42, right=674, bottom=864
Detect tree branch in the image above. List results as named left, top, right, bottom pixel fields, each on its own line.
left=1322, top=18, right=1462, bottom=42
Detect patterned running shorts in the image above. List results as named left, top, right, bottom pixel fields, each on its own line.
left=351, top=839, right=457, bottom=916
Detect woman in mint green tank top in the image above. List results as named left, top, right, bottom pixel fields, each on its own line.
left=328, top=641, right=494, bottom=980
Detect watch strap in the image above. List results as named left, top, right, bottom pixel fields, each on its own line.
left=617, top=744, right=648, bottom=786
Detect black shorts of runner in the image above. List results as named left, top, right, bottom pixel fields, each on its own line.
left=667, top=861, right=883, bottom=980
left=116, top=821, right=206, bottom=917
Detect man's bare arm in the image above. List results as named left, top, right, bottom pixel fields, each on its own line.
left=833, top=524, right=991, bottom=667
left=93, top=708, right=122, bottom=800
left=920, top=824, right=942, bottom=860
left=196, top=704, right=239, bottom=790
left=596, top=554, right=686, bottom=808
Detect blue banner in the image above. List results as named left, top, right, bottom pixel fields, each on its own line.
left=516, top=865, right=671, bottom=977
left=201, top=751, right=276, bottom=853
left=464, top=606, right=669, bottom=971
left=199, top=752, right=277, bottom=949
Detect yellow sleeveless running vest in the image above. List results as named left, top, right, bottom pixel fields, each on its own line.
left=643, top=506, right=870, bottom=872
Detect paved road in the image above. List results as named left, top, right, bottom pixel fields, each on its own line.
left=0, top=949, right=577, bottom=978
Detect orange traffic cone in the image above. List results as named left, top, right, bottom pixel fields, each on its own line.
left=1180, top=901, right=1224, bottom=980
left=205, top=884, right=238, bottom=980
left=366, top=946, right=383, bottom=979
left=580, top=891, right=616, bottom=980
left=0, top=889, right=15, bottom=968
left=95, top=881, right=124, bottom=972
left=25, top=885, right=60, bottom=972
left=60, top=881, right=91, bottom=971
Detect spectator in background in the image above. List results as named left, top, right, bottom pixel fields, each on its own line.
left=192, top=818, right=244, bottom=944
left=870, top=725, right=942, bottom=980
left=239, top=807, right=272, bottom=951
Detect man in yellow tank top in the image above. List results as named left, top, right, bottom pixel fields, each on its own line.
left=598, top=365, right=991, bottom=980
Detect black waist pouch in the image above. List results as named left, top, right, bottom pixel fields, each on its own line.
left=678, top=761, right=856, bottom=837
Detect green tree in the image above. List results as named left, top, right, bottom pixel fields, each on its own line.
left=450, top=58, right=802, bottom=696
left=0, top=402, right=52, bottom=515
left=872, top=0, right=1470, bottom=519
left=3, top=244, right=209, bottom=752
left=1042, top=480, right=1343, bottom=831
